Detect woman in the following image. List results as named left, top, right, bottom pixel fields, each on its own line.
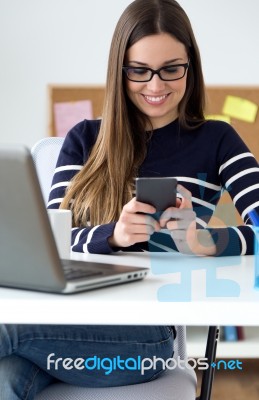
left=48, top=1, right=259, bottom=257
left=1, top=0, right=258, bottom=398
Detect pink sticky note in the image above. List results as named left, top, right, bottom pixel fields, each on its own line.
left=54, top=100, right=93, bottom=137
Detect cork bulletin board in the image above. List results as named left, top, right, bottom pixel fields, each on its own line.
left=205, top=86, right=259, bottom=161
left=205, top=86, right=259, bottom=226
left=48, top=85, right=259, bottom=153
left=48, top=85, right=105, bottom=136
left=48, top=85, right=259, bottom=226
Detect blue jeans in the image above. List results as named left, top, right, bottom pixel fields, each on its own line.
left=0, top=324, right=174, bottom=399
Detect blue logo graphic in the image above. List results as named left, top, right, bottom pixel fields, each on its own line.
left=211, top=360, right=243, bottom=370
left=149, top=250, right=241, bottom=302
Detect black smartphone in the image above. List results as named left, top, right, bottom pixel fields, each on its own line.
left=135, top=177, right=177, bottom=219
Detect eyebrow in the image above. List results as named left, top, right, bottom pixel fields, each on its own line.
left=127, top=58, right=184, bottom=66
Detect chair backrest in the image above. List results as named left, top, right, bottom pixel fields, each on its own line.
left=31, top=137, right=65, bottom=205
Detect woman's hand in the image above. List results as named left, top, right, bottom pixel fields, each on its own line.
left=108, top=197, right=161, bottom=248
left=159, top=185, right=216, bottom=256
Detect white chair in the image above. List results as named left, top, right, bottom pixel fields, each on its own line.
left=31, top=137, right=218, bottom=400
left=31, top=136, right=65, bottom=205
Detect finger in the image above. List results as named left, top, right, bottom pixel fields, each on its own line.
left=144, top=214, right=161, bottom=232
left=160, top=208, right=195, bottom=220
left=159, top=208, right=195, bottom=227
left=124, top=197, right=157, bottom=215
left=126, top=224, right=157, bottom=235
left=170, top=229, right=186, bottom=241
left=119, top=210, right=161, bottom=238
left=159, top=207, right=177, bottom=227
left=166, top=218, right=193, bottom=230
left=177, top=184, right=193, bottom=209
left=175, top=198, right=182, bottom=207
left=125, top=212, right=160, bottom=231
left=131, top=233, right=153, bottom=243
left=177, top=184, right=192, bottom=200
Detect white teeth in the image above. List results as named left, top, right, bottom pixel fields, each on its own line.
left=144, top=95, right=167, bottom=102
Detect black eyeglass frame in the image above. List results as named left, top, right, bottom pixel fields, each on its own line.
left=122, top=62, right=190, bottom=82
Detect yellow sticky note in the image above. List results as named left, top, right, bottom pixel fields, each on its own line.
left=222, top=95, right=258, bottom=123
left=206, top=114, right=231, bottom=124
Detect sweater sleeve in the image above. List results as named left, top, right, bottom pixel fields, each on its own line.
left=207, top=123, right=259, bottom=256
left=47, top=120, right=116, bottom=254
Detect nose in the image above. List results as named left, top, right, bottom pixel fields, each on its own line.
left=146, top=73, right=166, bottom=92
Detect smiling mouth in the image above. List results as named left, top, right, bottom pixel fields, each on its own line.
left=142, top=94, right=170, bottom=104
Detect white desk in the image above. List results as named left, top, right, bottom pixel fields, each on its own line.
left=1, top=252, right=259, bottom=325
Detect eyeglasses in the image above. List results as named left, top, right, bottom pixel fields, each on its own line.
left=122, top=62, right=189, bottom=82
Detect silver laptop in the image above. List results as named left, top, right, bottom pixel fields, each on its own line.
left=0, top=145, right=148, bottom=294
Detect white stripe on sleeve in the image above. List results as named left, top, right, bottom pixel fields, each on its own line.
left=47, top=198, right=64, bottom=207
left=225, top=168, right=259, bottom=189
left=196, top=218, right=208, bottom=228
left=219, top=152, right=254, bottom=175
left=233, top=184, right=259, bottom=204
left=176, top=176, right=221, bottom=191
left=54, top=165, right=83, bottom=173
left=231, top=227, right=247, bottom=255
left=192, top=197, right=216, bottom=211
left=50, top=181, right=70, bottom=191
left=71, top=228, right=87, bottom=249
left=241, top=201, right=259, bottom=220
left=83, top=225, right=101, bottom=253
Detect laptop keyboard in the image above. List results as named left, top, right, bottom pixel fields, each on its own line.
left=62, top=260, right=104, bottom=281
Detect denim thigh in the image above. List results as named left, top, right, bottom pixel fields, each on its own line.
left=0, top=354, right=56, bottom=400
left=2, top=324, right=174, bottom=388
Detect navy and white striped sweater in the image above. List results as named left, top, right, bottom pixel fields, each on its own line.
left=47, top=119, right=259, bottom=256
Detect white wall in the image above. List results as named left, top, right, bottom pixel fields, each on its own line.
left=0, top=0, right=259, bottom=147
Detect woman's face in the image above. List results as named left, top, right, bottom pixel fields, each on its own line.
left=124, top=33, right=189, bottom=129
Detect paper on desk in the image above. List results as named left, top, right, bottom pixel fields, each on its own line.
left=206, top=114, right=231, bottom=124
left=54, top=100, right=93, bottom=137
left=222, top=95, right=258, bottom=123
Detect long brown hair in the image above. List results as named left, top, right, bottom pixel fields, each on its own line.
left=61, top=0, right=206, bottom=227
